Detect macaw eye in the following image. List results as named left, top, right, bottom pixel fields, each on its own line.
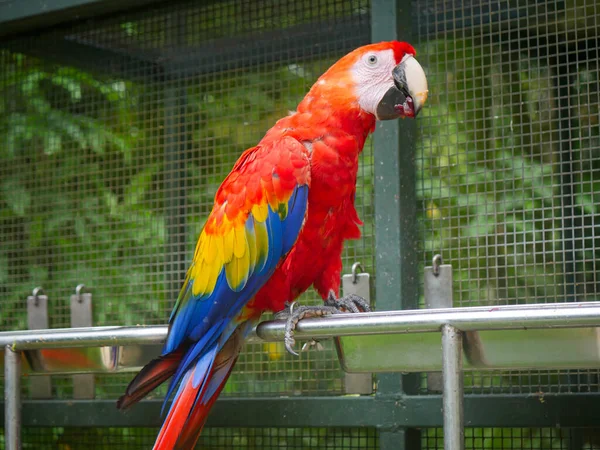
left=367, top=54, right=378, bottom=66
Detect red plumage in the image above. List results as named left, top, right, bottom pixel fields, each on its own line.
left=246, top=70, right=376, bottom=312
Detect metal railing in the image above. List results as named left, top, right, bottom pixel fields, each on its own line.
left=4, top=302, right=600, bottom=450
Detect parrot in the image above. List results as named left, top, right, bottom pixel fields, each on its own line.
left=117, top=40, right=428, bottom=449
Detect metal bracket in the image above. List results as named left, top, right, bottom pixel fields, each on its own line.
left=26, top=287, right=52, bottom=399
left=70, top=285, right=95, bottom=399
left=424, top=255, right=453, bottom=392
left=4, top=345, right=21, bottom=450
left=341, top=263, right=373, bottom=395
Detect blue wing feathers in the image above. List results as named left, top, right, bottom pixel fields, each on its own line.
left=161, top=322, right=222, bottom=414
left=192, top=345, right=218, bottom=389
left=200, top=351, right=236, bottom=404
left=282, top=185, right=308, bottom=255
left=161, top=183, right=308, bottom=414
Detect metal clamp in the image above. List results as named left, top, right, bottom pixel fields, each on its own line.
left=26, top=287, right=52, bottom=399
left=70, top=284, right=95, bottom=399
left=424, top=255, right=452, bottom=392
left=338, top=263, right=372, bottom=395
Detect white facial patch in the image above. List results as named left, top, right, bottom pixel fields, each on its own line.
left=351, top=49, right=398, bottom=116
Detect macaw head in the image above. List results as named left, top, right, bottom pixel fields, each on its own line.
left=309, top=41, right=428, bottom=120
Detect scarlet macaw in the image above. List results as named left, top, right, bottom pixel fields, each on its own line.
left=117, top=41, right=428, bottom=449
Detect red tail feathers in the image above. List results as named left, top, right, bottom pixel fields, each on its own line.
left=172, top=355, right=239, bottom=450
left=153, top=326, right=245, bottom=450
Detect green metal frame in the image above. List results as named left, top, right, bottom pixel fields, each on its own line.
left=3, top=1, right=598, bottom=449
left=0, top=0, right=162, bottom=39
left=6, top=36, right=164, bottom=82
left=3, top=395, right=600, bottom=428
left=371, top=0, right=420, bottom=448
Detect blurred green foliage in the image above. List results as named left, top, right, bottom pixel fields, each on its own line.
left=424, top=428, right=570, bottom=450
left=417, top=38, right=600, bottom=307
left=0, top=51, right=169, bottom=329
left=416, top=38, right=564, bottom=306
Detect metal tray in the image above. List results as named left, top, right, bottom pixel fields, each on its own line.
left=0, top=344, right=164, bottom=375
left=334, top=327, right=600, bottom=372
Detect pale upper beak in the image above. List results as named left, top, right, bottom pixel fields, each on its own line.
left=376, top=54, right=428, bottom=120
left=393, top=55, right=428, bottom=116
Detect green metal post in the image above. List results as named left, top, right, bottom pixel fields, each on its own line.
left=371, top=0, right=420, bottom=448
left=7, top=394, right=600, bottom=428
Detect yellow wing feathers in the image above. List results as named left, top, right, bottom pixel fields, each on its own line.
left=251, top=202, right=269, bottom=223
left=188, top=201, right=273, bottom=296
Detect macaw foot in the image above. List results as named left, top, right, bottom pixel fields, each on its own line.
left=277, top=291, right=371, bottom=356
left=324, top=291, right=371, bottom=314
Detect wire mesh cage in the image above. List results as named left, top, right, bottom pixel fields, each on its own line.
left=2, top=0, right=600, bottom=448
left=422, top=428, right=600, bottom=450
left=0, top=427, right=378, bottom=449
left=414, top=0, right=600, bottom=399
left=0, top=0, right=372, bottom=401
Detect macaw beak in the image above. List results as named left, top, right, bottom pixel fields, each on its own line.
left=376, top=55, right=428, bottom=120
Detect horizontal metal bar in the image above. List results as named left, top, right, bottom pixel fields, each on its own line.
left=256, top=301, right=600, bottom=341
left=3, top=13, right=368, bottom=82
left=416, top=2, right=526, bottom=39
left=0, top=301, right=598, bottom=351
left=4, top=394, right=600, bottom=428
left=0, top=325, right=166, bottom=350
left=4, top=36, right=164, bottom=82
left=0, top=0, right=532, bottom=51
left=0, top=0, right=163, bottom=39
left=162, top=15, right=370, bottom=77
left=1, top=302, right=600, bottom=377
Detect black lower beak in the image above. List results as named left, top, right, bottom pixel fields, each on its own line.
left=376, top=58, right=426, bottom=120
left=376, top=83, right=408, bottom=120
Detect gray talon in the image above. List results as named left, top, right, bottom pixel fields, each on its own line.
left=283, top=304, right=339, bottom=355
left=279, top=293, right=371, bottom=356
left=325, top=291, right=371, bottom=313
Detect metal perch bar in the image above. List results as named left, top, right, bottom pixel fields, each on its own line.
left=2, top=301, right=600, bottom=351
left=2, top=302, right=600, bottom=377
left=257, top=301, right=600, bottom=340
left=0, top=325, right=167, bottom=350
